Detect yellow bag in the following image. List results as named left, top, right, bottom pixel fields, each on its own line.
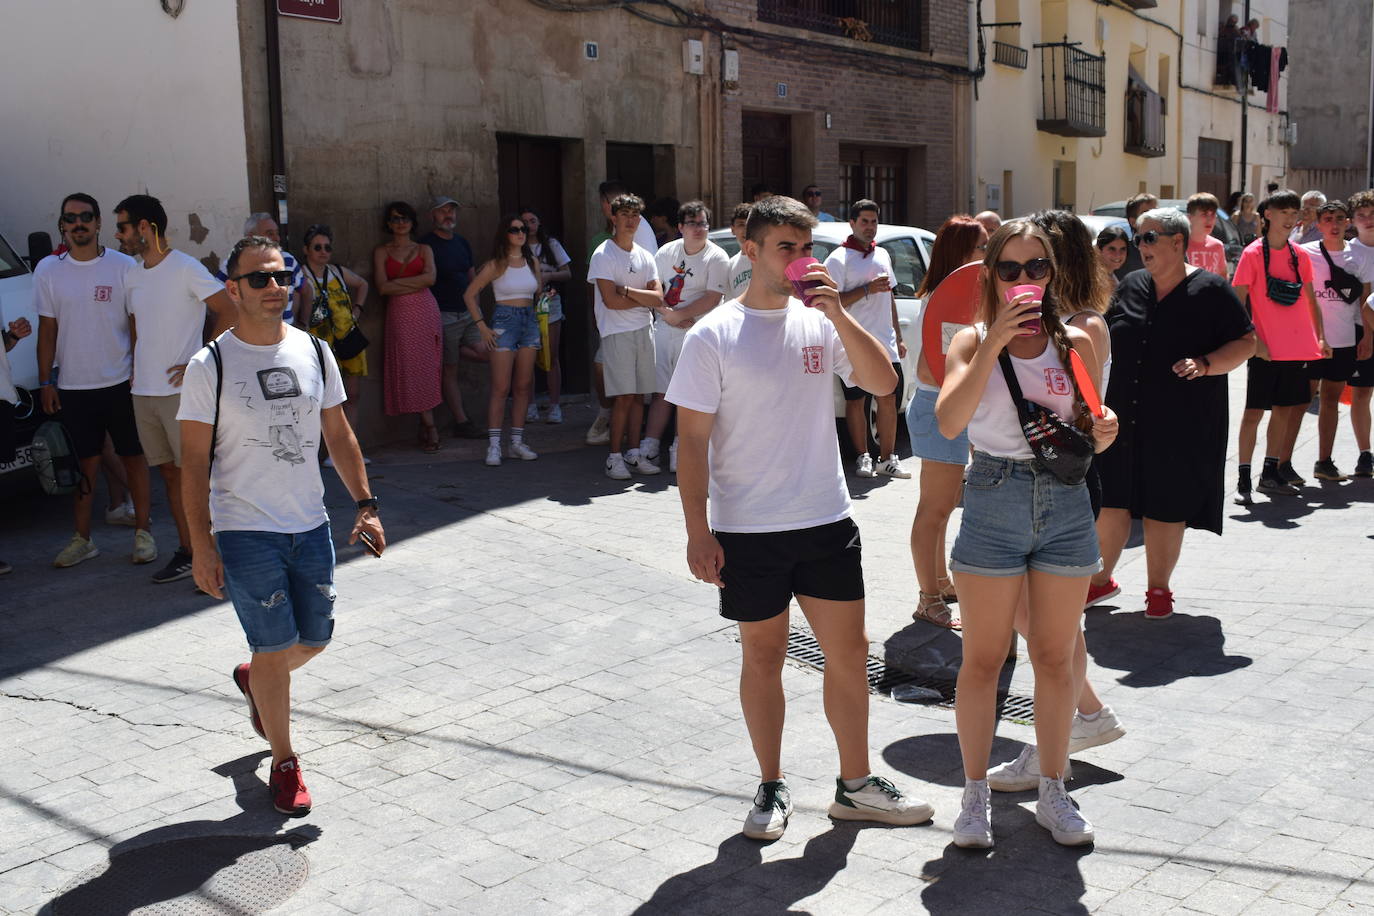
left=535, top=290, right=553, bottom=372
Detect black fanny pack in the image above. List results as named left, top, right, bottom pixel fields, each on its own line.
left=998, top=350, right=1094, bottom=486
left=1320, top=245, right=1363, bottom=304
left=1263, top=241, right=1304, bottom=306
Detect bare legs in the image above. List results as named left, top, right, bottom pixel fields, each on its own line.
left=1093, top=508, right=1185, bottom=593
left=645, top=393, right=672, bottom=443
left=1315, top=379, right=1345, bottom=461
left=1351, top=387, right=1372, bottom=452
left=250, top=644, right=325, bottom=766
left=910, top=461, right=963, bottom=595
left=1091, top=508, right=1131, bottom=588
left=609, top=394, right=644, bottom=455
left=155, top=462, right=191, bottom=552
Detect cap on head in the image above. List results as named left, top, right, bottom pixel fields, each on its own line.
left=431, top=195, right=461, bottom=211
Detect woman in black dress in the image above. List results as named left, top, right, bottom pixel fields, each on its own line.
left=1091, top=208, right=1256, bottom=620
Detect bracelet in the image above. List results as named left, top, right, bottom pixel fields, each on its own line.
left=475, top=318, right=486, bottom=325
left=1198, top=355, right=1211, bottom=374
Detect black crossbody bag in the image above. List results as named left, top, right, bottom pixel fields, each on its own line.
left=998, top=349, right=1095, bottom=486
left=1319, top=245, right=1364, bottom=304
left=1262, top=241, right=1304, bottom=306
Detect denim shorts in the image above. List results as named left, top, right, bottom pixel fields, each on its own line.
left=950, top=451, right=1102, bottom=578
left=491, top=304, right=541, bottom=351
left=217, top=522, right=337, bottom=653
left=907, top=385, right=969, bottom=466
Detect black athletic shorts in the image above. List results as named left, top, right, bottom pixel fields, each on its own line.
left=841, top=361, right=904, bottom=402
left=715, top=517, right=865, bottom=622
left=1349, top=325, right=1374, bottom=389
left=1245, top=358, right=1312, bottom=410
left=1307, top=346, right=1357, bottom=383
left=58, top=381, right=143, bottom=460
left=0, top=399, right=14, bottom=464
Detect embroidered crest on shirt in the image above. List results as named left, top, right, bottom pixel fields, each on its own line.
left=1044, top=368, right=1071, bottom=396
left=802, top=346, right=824, bottom=374
left=93, top=286, right=112, bottom=302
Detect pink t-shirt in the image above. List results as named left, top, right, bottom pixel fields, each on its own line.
left=1187, top=235, right=1228, bottom=277
left=1232, top=239, right=1320, bottom=360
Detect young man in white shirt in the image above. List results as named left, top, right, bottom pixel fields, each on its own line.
left=587, top=194, right=664, bottom=479
left=114, top=194, right=234, bottom=585
left=642, top=201, right=729, bottom=472
left=1301, top=199, right=1374, bottom=480
left=824, top=199, right=910, bottom=479
left=667, top=195, right=933, bottom=841
left=35, top=193, right=154, bottom=569
left=179, top=236, right=383, bottom=816
left=726, top=203, right=753, bottom=298
left=1344, top=189, right=1374, bottom=477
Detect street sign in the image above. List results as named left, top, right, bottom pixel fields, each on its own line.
left=278, top=0, right=341, bottom=23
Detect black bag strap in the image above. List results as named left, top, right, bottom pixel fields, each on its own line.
left=1319, top=244, right=1362, bottom=303
left=1262, top=239, right=1300, bottom=281
left=997, top=350, right=1034, bottom=425
left=208, top=339, right=222, bottom=474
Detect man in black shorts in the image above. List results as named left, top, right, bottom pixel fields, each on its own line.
left=34, top=193, right=155, bottom=568
left=667, top=196, right=933, bottom=841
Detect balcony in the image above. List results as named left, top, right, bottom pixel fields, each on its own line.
left=993, top=40, right=1028, bottom=69
left=1034, top=41, right=1106, bottom=138
left=1124, top=75, right=1166, bottom=157
left=756, top=0, right=924, bottom=52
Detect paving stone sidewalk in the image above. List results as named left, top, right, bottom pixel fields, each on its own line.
left=1, top=380, right=1372, bottom=914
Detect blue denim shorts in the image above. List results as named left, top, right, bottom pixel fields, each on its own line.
left=491, top=304, right=541, bottom=351
left=907, top=385, right=969, bottom=466
left=950, top=451, right=1102, bottom=578
left=216, top=522, right=336, bottom=653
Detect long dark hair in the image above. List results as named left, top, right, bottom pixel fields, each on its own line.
left=916, top=214, right=984, bottom=298
left=487, top=213, right=538, bottom=279
left=1030, top=210, right=1112, bottom=316
left=519, top=207, right=557, bottom=267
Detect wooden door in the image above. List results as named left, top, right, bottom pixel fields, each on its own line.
left=742, top=112, right=792, bottom=200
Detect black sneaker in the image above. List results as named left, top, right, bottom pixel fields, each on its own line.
left=1233, top=483, right=1253, bottom=506
left=1256, top=469, right=1297, bottom=495
left=152, top=548, right=193, bottom=584
left=1313, top=459, right=1348, bottom=482
left=1355, top=452, right=1374, bottom=478
left=1278, top=461, right=1306, bottom=486
left=452, top=419, right=488, bottom=440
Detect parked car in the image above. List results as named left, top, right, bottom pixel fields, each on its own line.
left=1091, top=199, right=1243, bottom=273
left=0, top=230, right=40, bottom=488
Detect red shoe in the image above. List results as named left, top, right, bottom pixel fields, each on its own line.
left=232, top=663, right=265, bottom=739
left=1144, top=587, right=1174, bottom=620
left=1085, top=578, right=1121, bottom=609
left=270, top=756, right=312, bottom=816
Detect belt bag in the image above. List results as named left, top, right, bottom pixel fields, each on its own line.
left=1320, top=245, right=1364, bottom=304
left=1263, top=241, right=1304, bottom=306
left=998, top=350, right=1094, bottom=486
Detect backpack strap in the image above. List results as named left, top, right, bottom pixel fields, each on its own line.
left=310, top=332, right=328, bottom=390
left=207, top=340, right=222, bottom=474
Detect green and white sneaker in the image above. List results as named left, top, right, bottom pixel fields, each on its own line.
left=54, top=534, right=99, bottom=568
left=743, top=780, right=792, bottom=841
left=828, top=775, right=933, bottom=825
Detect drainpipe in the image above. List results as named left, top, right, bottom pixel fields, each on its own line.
left=967, top=0, right=979, bottom=213
left=1238, top=0, right=1250, bottom=193
left=264, top=0, right=289, bottom=246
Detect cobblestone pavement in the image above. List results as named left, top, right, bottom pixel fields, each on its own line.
left=1, top=378, right=1372, bottom=915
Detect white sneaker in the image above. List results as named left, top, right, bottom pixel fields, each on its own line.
left=585, top=414, right=611, bottom=446
left=827, top=775, right=933, bottom=825
left=132, top=529, right=158, bottom=565
left=743, top=780, right=793, bottom=841
left=546, top=405, right=563, bottom=424
left=855, top=454, right=875, bottom=478
left=605, top=454, right=631, bottom=480
left=625, top=451, right=661, bottom=475
left=1036, top=777, right=1094, bottom=845
left=668, top=440, right=678, bottom=473
left=485, top=444, right=503, bottom=467
left=506, top=441, right=538, bottom=461
left=526, top=403, right=541, bottom=423
left=876, top=456, right=911, bottom=479
left=1069, top=706, right=1126, bottom=754
left=987, top=746, right=1072, bottom=792
left=105, top=501, right=137, bottom=527
left=952, top=780, right=993, bottom=848
left=54, top=533, right=99, bottom=568
left=640, top=437, right=661, bottom=462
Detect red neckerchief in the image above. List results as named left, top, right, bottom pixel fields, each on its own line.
left=842, top=235, right=875, bottom=257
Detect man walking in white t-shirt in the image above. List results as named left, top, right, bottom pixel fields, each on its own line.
left=179, top=236, right=383, bottom=816
left=824, top=199, right=910, bottom=479
left=587, top=194, right=664, bottom=479
left=114, top=194, right=234, bottom=585
left=35, top=192, right=154, bottom=569
left=642, top=201, right=729, bottom=473
left=667, top=195, right=933, bottom=841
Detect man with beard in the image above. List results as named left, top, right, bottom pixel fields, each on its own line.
left=421, top=196, right=484, bottom=439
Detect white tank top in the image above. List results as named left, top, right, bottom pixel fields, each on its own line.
left=491, top=261, right=540, bottom=301
left=1067, top=310, right=1112, bottom=393
left=966, top=325, right=1080, bottom=459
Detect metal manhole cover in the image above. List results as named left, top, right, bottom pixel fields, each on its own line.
left=50, top=835, right=309, bottom=915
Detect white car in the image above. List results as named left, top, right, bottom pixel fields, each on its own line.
left=0, top=231, right=40, bottom=487
left=708, top=223, right=935, bottom=446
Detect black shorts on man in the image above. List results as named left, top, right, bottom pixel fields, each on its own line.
left=1306, top=346, right=1357, bottom=383
left=715, top=518, right=865, bottom=622
left=58, top=380, right=144, bottom=460
left=1349, top=325, right=1374, bottom=389
left=841, top=361, right=904, bottom=402
left=1245, top=357, right=1312, bottom=410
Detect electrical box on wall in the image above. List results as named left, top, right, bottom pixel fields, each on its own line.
left=986, top=183, right=1002, bottom=210
left=1096, top=18, right=1108, bottom=44
left=683, top=39, right=704, bottom=75
left=723, top=49, right=740, bottom=83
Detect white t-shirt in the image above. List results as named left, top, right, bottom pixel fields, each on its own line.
left=728, top=250, right=752, bottom=298
left=1302, top=240, right=1374, bottom=349
left=824, top=244, right=900, bottom=361
left=531, top=239, right=571, bottom=270
left=654, top=238, right=730, bottom=338
left=127, top=249, right=224, bottom=397
left=177, top=327, right=346, bottom=534
left=588, top=239, right=659, bottom=336
left=666, top=299, right=855, bottom=533
left=33, top=248, right=137, bottom=390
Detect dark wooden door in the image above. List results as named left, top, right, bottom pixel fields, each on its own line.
left=839, top=144, right=908, bottom=223
left=497, top=135, right=564, bottom=238
left=1197, top=137, right=1233, bottom=206
left=606, top=142, right=657, bottom=202
left=742, top=111, right=792, bottom=200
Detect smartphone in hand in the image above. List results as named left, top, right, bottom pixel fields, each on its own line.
left=358, top=530, right=383, bottom=558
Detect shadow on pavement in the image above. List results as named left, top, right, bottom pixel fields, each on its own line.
left=881, top=732, right=1126, bottom=793
left=632, top=828, right=858, bottom=915
left=1084, top=609, right=1252, bottom=688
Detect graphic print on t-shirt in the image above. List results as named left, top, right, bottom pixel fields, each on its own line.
left=802, top=345, right=824, bottom=374
left=94, top=285, right=112, bottom=302
left=1044, top=367, right=1071, bottom=396
left=664, top=260, right=694, bottom=307
left=258, top=367, right=302, bottom=399
left=230, top=366, right=319, bottom=467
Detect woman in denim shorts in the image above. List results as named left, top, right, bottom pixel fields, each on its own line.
left=464, top=215, right=546, bottom=467
left=936, top=220, right=1119, bottom=849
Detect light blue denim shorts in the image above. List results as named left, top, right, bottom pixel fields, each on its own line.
left=217, top=522, right=336, bottom=653
left=491, top=304, right=541, bottom=351
left=907, top=385, right=969, bottom=466
left=950, top=451, right=1102, bottom=578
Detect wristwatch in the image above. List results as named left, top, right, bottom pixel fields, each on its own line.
left=356, top=497, right=380, bottom=511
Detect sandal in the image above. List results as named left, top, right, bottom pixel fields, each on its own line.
left=913, top=592, right=962, bottom=630
left=420, top=423, right=441, bottom=454
left=937, top=575, right=958, bottom=604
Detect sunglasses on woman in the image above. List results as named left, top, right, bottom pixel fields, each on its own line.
left=1133, top=229, right=1180, bottom=247
left=60, top=212, right=97, bottom=225
left=507, top=225, right=528, bottom=235
left=231, top=270, right=296, bottom=289
left=310, top=243, right=332, bottom=252
left=994, top=258, right=1052, bottom=282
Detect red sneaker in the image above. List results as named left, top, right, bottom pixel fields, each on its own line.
left=232, top=663, right=265, bottom=739
left=1144, top=587, right=1174, bottom=620
left=1085, top=578, right=1121, bottom=609
left=270, top=756, right=312, bottom=816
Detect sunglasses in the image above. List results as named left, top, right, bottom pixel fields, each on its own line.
left=507, top=225, right=528, bottom=235
left=231, top=270, right=295, bottom=289
left=1133, top=229, right=1180, bottom=247
left=61, top=212, right=96, bottom=225
left=388, top=215, right=412, bottom=224
left=803, top=191, right=822, bottom=198
left=310, top=243, right=332, bottom=252
left=994, top=258, right=1052, bottom=282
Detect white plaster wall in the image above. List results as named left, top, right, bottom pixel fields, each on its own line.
left=0, top=0, right=249, bottom=272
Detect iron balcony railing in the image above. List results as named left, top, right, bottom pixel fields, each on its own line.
left=757, top=0, right=923, bottom=52
left=1124, top=78, right=1166, bottom=157
left=1034, top=40, right=1106, bottom=138
left=993, top=40, right=1028, bottom=69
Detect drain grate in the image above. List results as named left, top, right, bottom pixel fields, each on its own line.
left=784, top=628, right=1036, bottom=725
left=51, top=835, right=310, bottom=915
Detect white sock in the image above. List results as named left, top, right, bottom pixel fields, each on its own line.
left=488, top=429, right=501, bottom=446
left=511, top=427, right=524, bottom=445
left=609, top=451, right=623, bottom=461
left=842, top=775, right=870, bottom=792
left=597, top=406, right=611, bottom=421
left=626, top=448, right=641, bottom=460
left=641, top=436, right=659, bottom=453
left=1078, top=708, right=1102, bottom=721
